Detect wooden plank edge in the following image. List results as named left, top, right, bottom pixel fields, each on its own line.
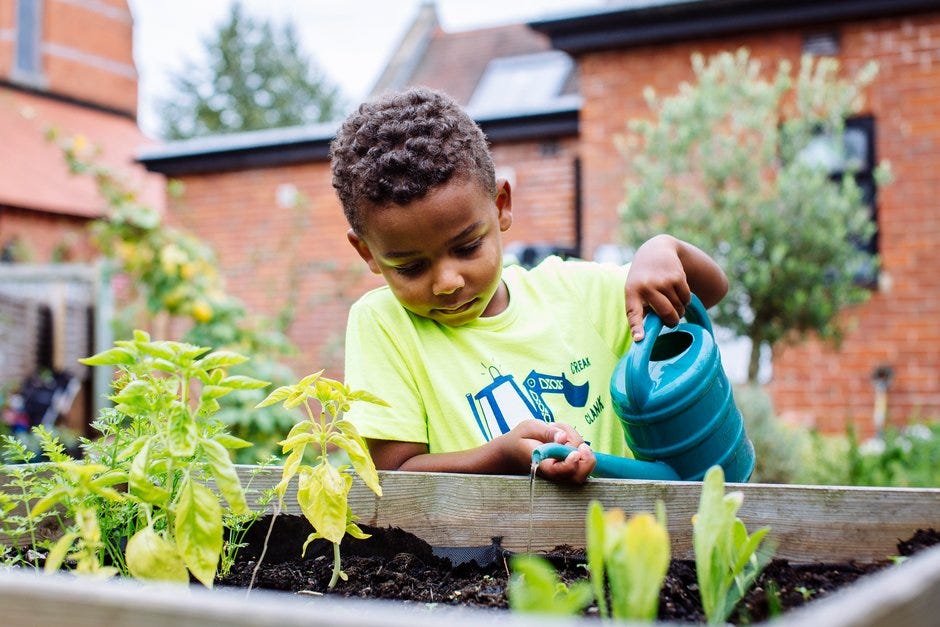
left=1, top=546, right=939, bottom=627
left=236, top=467, right=940, bottom=562
left=773, top=543, right=940, bottom=627
left=0, top=569, right=608, bottom=627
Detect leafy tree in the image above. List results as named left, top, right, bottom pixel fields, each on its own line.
left=158, top=1, right=344, bottom=139
left=619, top=48, right=890, bottom=382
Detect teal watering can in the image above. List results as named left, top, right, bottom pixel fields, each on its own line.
left=532, top=294, right=755, bottom=482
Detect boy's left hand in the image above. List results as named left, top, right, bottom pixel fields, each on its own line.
left=624, top=234, right=729, bottom=342
left=625, top=235, right=692, bottom=341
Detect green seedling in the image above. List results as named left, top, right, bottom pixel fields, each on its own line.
left=693, top=465, right=774, bottom=624
left=508, top=554, right=593, bottom=615
left=255, top=371, right=386, bottom=589
left=586, top=499, right=671, bottom=622
left=31, top=461, right=126, bottom=577
left=509, top=499, right=670, bottom=622
left=79, top=330, right=268, bottom=586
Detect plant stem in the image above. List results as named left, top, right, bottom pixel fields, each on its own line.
left=247, top=499, right=281, bottom=594
left=328, top=541, right=342, bottom=589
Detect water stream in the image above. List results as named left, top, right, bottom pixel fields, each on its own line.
left=526, top=461, right=537, bottom=554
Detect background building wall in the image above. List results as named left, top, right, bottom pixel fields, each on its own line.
left=574, top=13, right=940, bottom=433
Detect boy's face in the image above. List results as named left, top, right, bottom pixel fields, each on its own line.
left=348, top=177, right=513, bottom=326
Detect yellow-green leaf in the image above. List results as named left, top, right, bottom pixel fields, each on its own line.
left=202, top=439, right=248, bottom=515
left=125, top=527, right=188, bottom=583
left=167, top=404, right=197, bottom=458
left=175, top=477, right=223, bottom=587
left=296, top=464, right=349, bottom=544
left=330, top=428, right=381, bottom=496
left=193, top=350, right=248, bottom=371
left=44, top=532, right=79, bottom=573
left=129, top=443, right=170, bottom=504
left=213, top=433, right=253, bottom=450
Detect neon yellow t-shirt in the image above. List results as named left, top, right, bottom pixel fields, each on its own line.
left=343, top=256, right=633, bottom=457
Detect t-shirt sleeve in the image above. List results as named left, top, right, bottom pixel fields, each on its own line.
left=343, top=297, right=429, bottom=445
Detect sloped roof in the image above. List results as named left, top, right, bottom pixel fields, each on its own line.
left=530, top=0, right=940, bottom=53
left=391, top=21, right=573, bottom=107
left=0, top=87, right=165, bottom=218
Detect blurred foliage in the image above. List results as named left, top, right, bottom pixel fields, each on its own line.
left=47, top=130, right=299, bottom=464
left=620, top=48, right=891, bottom=382
left=157, top=1, right=344, bottom=140
left=737, top=384, right=940, bottom=487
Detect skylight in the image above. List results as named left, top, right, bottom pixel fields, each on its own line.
left=467, top=50, right=574, bottom=118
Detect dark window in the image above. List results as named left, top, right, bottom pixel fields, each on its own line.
left=15, top=0, right=43, bottom=79
left=799, top=116, right=879, bottom=285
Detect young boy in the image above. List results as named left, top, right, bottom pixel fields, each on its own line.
left=331, top=87, right=728, bottom=483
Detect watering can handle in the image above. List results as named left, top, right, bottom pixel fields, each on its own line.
left=532, top=443, right=681, bottom=481
left=628, top=293, right=713, bottom=406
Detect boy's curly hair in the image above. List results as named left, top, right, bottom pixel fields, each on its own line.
left=330, top=87, right=496, bottom=235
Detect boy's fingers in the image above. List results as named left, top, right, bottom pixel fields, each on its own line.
left=626, top=293, right=646, bottom=341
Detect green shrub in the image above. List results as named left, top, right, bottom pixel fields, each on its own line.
left=736, top=384, right=811, bottom=484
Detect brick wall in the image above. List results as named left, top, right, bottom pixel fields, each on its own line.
left=0, top=206, right=97, bottom=262
left=0, top=0, right=136, bottom=114
left=168, top=136, right=580, bottom=379
left=575, top=13, right=940, bottom=433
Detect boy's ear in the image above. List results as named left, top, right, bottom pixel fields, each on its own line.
left=347, top=229, right=382, bottom=274
left=495, top=179, right=513, bottom=231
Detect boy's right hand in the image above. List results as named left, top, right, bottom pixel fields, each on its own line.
left=504, top=419, right=596, bottom=484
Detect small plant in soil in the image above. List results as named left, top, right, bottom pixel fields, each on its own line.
left=693, top=465, right=774, bottom=624
left=509, top=499, right=671, bottom=622
left=252, top=371, right=386, bottom=589
left=1, top=331, right=270, bottom=586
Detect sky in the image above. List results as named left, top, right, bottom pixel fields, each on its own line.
left=128, top=0, right=606, bottom=138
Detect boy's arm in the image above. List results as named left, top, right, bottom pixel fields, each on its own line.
left=367, top=419, right=597, bottom=483
left=625, top=234, right=729, bottom=341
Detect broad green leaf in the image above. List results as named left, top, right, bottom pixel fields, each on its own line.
left=330, top=430, right=381, bottom=496
left=346, top=389, right=390, bottom=407
left=201, top=439, right=249, bottom=515
left=79, top=347, right=136, bottom=366
left=296, top=371, right=325, bottom=389
left=345, top=522, right=371, bottom=540
left=278, top=432, right=320, bottom=453
left=296, top=464, right=349, bottom=544
left=609, top=512, right=670, bottom=621
left=200, top=385, right=234, bottom=401
left=275, top=447, right=303, bottom=498
left=255, top=385, right=294, bottom=408
left=584, top=500, right=609, bottom=619
left=109, top=379, right=152, bottom=409
left=508, top=554, right=593, bottom=615
left=129, top=443, right=170, bottom=504
left=137, top=341, right=178, bottom=362
left=30, top=486, right=69, bottom=517
left=125, top=526, right=189, bottom=583
left=167, top=403, right=197, bottom=458
left=213, top=433, right=253, bottom=450
left=175, top=477, right=223, bottom=587
left=44, top=532, right=79, bottom=573
left=193, top=350, right=248, bottom=371
left=219, top=374, right=270, bottom=390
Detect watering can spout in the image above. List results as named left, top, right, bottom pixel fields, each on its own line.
left=532, top=442, right=681, bottom=481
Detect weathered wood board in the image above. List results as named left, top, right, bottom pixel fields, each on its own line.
left=2, top=467, right=940, bottom=626
left=239, top=468, right=940, bottom=563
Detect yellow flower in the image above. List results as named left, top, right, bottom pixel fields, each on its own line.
left=191, top=301, right=213, bottom=323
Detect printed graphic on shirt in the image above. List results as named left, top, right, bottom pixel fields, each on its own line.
left=466, top=365, right=590, bottom=441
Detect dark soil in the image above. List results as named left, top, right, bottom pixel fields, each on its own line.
left=219, top=516, right=939, bottom=623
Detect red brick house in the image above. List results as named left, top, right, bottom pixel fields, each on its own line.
left=0, top=0, right=162, bottom=432
left=140, top=1, right=940, bottom=435
left=0, top=0, right=163, bottom=261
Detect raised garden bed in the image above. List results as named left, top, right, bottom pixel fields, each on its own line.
left=2, top=469, right=940, bottom=626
